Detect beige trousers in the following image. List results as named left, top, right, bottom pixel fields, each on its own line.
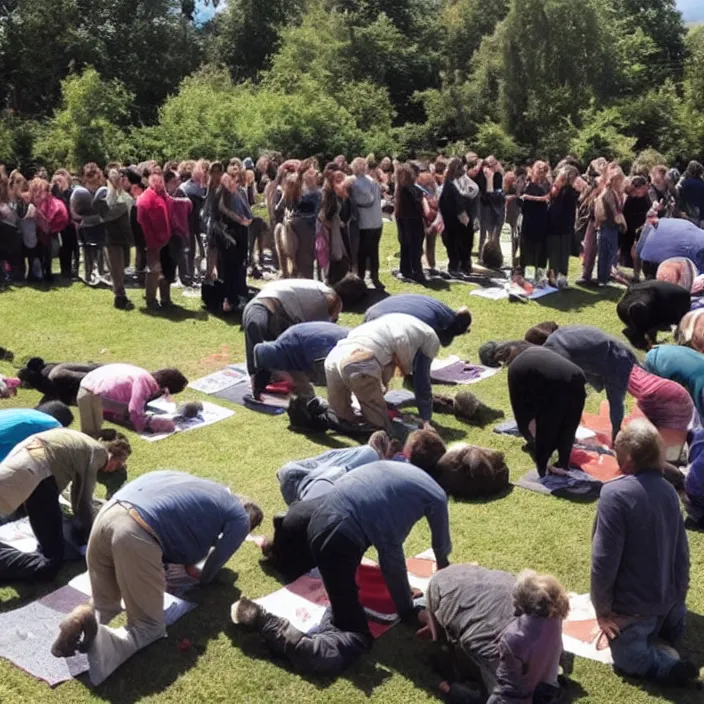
left=326, top=351, right=390, bottom=431
left=77, top=386, right=103, bottom=437
left=85, top=501, right=166, bottom=685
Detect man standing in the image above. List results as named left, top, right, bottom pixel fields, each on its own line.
left=52, top=470, right=263, bottom=685
left=591, top=420, right=696, bottom=686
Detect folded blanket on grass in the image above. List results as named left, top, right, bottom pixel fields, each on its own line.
left=516, top=469, right=602, bottom=500
left=430, top=356, right=500, bottom=385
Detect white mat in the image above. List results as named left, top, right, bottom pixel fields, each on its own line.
left=562, top=593, right=613, bottom=665
left=188, top=367, right=248, bottom=395
left=140, top=398, right=235, bottom=442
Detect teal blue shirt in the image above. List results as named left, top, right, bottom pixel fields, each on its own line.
left=0, top=409, right=61, bottom=462
left=644, top=345, right=704, bottom=418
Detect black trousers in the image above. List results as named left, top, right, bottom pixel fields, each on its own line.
left=219, top=229, right=248, bottom=302
left=357, top=227, right=383, bottom=280
left=309, top=517, right=370, bottom=635
left=396, top=217, right=424, bottom=278
left=0, top=476, right=64, bottom=582
left=532, top=386, right=586, bottom=476
left=258, top=608, right=373, bottom=675
left=443, top=222, right=472, bottom=273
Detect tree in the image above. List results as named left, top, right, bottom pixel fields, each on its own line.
left=685, top=26, right=704, bottom=114
left=34, top=68, right=132, bottom=170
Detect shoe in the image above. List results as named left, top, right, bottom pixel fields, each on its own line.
left=661, top=658, right=699, bottom=686
left=114, top=296, right=134, bottom=311
left=230, top=597, right=264, bottom=629
left=411, top=273, right=428, bottom=285
left=145, top=300, right=161, bottom=312
left=448, top=269, right=462, bottom=279
left=556, top=274, right=568, bottom=290
left=371, top=278, right=386, bottom=291
left=52, top=604, right=98, bottom=658
left=535, top=276, right=548, bottom=289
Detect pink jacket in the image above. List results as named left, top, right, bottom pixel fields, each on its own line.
left=137, top=187, right=172, bottom=250
left=38, top=196, right=70, bottom=234
left=80, top=363, right=160, bottom=433
left=169, top=197, right=193, bottom=240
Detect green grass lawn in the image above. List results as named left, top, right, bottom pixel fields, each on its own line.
left=0, top=224, right=702, bottom=704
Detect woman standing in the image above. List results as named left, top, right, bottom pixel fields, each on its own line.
left=595, top=166, right=626, bottom=286
left=519, top=161, right=551, bottom=284
left=317, top=164, right=350, bottom=285
left=621, top=175, right=651, bottom=269
left=101, top=169, right=134, bottom=310
left=394, top=163, right=426, bottom=283
left=217, top=169, right=253, bottom=313
left=439, top=157, right=476, bottom=278
left=481, top=156, right=505, bottom=267
left=349, top=157, right=384, bottom=289
left=51, top=170, right=80, bottom=280
left=0, top=170, right=23, bottom=282
left=546, top=165, right=581, bottom=289
left=31, top=178, right=70, bottom=284
left=417, top=170, right=443, bottom=278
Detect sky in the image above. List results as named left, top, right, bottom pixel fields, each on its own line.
left=194, top=1, right=703, bottom=24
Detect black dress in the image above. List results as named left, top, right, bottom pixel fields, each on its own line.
left=519, top=182, right=550, bottom=270
left=621, top=194, right=651, bottom=267
left=508, top=346, right=586, bottom=476
left=439, top=180, right=473, bottom=273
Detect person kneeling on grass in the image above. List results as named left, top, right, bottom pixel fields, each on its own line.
left=0, top=428, right=130, bottom=583
left=232, top=461, right=451, bottom=675
left=683, top=413, right=704, bottom=531
left=243, top=279, right=343, bottom=399
left=591, top=420, right=698, bottom=687
left=324, top=313, right=441, bottom=433
left=418, top=565, right=569, bottom=704
left=508, top=347, right=586, bottom=478
left=616, top=280, right=692, bottom=350
left=0, top=403, right=74, bottom=462
left=77, top=363, right=188, bottom=437
left=52, top=470, right=263, bottom=686
left=253, top=321, right=350, bottom=400
left=276, top=429, right=446, bottom=506
left=364, top=294, right=472, bottom=347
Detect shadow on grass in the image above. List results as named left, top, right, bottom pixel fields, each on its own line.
left=92, top=569, right=242, bottom=703
left=342, top=288, right=390, bottom=315
left=536, top=285, right=623, bottom=313
left=138, top=303, right=209, bottom=322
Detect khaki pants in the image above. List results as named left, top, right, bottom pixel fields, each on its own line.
left=145, top=247, right=163, bottom=305
left=85, top=502, right=166, bottom=685
left=326, top=352, right=390, bottom=431
left=77, top=386, right=103, bottom=437
left=106, top=245, right=126, bottom=297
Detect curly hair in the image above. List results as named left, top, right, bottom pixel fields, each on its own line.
left=435, top=443, right=509, bottom=498
left=479, top=340, right=532, bottom=367
left=513, top=569, right=570, bottom=620
left=524, top=321, right=559, bottom=345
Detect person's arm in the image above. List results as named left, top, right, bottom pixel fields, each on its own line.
left=605, top=381, right=626, bottom=441
left=100, top=201, right=128, bottom=223
left=590, top=491, right=626, bottom=616
left=412, top=351, right=433, bottom=422
left=219, top=191, right=248, bottom=226
left=70, top=447, right=103, bottom=537
left=377, top=542, right=414, bottom=617
left=199, top=508, right=249, bottom=584
left=127, top=375, right=157, bottom=433
left=426, top=498, right=452, bottom=569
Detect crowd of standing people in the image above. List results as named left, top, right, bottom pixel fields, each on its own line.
left=2, top=152, right=704, bottom=313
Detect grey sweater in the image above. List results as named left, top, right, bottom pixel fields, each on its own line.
left=309, top=461, right=451, bottom=617
left=349, top=175, right=383, bottom=230
left=591, top=470, right=689, bottom=618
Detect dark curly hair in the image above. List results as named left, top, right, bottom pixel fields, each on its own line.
left=404, top=430, right=447, bottom=474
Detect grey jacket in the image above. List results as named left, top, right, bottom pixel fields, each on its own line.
left=349, top=175, right=383, bottom=230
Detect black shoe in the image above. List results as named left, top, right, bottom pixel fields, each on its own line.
left=230, top=597, right=263, bottom=629
left=662, top=659, right=699, bottom=686
left=684, top=517, right=704, bottom=532
left=114, top=296, right=134, bottom=311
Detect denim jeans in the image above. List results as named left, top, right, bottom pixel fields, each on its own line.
left=597, top=223, right=619, bottom=284
left=609, top=602, right=686, bottom=680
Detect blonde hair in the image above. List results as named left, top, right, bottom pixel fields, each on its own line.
left=28, top=177, right=50, bottom=203
left=605, top=165, right=625, bottom=190
left=351, top=157, right=367, bottom=177
left=513, top=570, right=570, bottom=620
left=614, top=418, right=664, bottom=472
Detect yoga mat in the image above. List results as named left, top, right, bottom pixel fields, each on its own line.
left=0, top=516, right=87, bottom=560
left=470, top=281, right=559, bottom=301
left=140, top=398, right=235, bottom=442
left=188, top=367, right=248, bottom=394
left=516, top=469, right=602, bottom=500
left=562, top=594, right=614, bottom=665
left=493, top=419, right=596, bottom=441
left=0, top=578, right=197, bottom=687
left=213, top=383, right=288, bottom=414
left=255, top=554, right=436, bottom=639
left=430, top=356, right=500, bottom=385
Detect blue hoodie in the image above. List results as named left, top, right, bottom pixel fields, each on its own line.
left=254, top=322, right=349, bottom=374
